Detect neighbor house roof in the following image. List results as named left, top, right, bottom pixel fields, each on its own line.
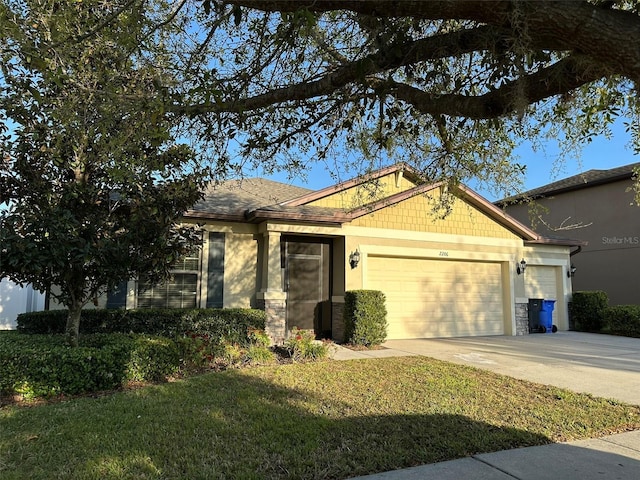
left=496, top=162, right=640, bottom=205
left=184, top=164, right=583, bottom=246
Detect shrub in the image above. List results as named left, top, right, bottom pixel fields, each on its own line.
left=0, top=332, right=180, bottom=397
left=344, top=290, right=388, bottom=347
left=222, top=343, right=244, bottom=365
left=605, top=305, right=640, bottom=338
left=17, top=308, right=266, bottom=345
left=247, top=327, right=271, bottom=347
left=245, top=345, right=277, bottom=365
left=284, top=327, right=329, bottom=361
left=569, top=291, right=608, bottom=332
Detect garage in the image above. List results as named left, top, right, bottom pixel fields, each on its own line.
left=367, top=256, right=504, bottom=339
left=525, top=265, right=559, bottom=326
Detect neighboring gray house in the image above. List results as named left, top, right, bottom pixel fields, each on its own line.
left=497, top=162, right=640, bottom=306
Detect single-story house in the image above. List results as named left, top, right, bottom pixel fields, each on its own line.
left=497, top=162, right=639, bottom=306
left=109, top=164, right=581, bottom=342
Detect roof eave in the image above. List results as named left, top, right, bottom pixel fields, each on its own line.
left=524, top=238, right=588, bottom=247
left=183, top=210, right=247, bottom=223
left=497, top=170, right=637, bottom=205
left=455, top=185, right=539, bottom=241
left=246, top=209, right=349, bottom=226
left=282, top=162, right=423, bottom=207
left=347, top=182, right=441, bottom=219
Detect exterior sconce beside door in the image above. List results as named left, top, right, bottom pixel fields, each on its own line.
left=349, top=249, right=361, bottom=269
left=516, top=258, right=526, bottom=275
left=567, top=264, right=577, bottom=278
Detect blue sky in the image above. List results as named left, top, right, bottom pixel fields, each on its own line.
left=247, top=119, right=637, bottom=202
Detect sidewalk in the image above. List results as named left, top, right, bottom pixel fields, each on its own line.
left=348, top=430, right=640, bottom=480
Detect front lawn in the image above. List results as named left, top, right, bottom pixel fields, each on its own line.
left=1, top=356, right=639, bottom=479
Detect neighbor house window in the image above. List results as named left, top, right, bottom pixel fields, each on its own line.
left=137, top=252, right=200, bottom=309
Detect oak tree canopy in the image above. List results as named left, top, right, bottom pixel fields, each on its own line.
left=177, top=0, right=640, bottom=194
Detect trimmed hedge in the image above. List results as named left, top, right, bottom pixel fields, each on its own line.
left=344, top=290, right=388, bottom=347
left=17, top=308, right=266, bottom=345
left=605, top=305, right=640, bottom=338
left=0, top=332, right=181, bottom=398
left=569, top=291, right=608, bottom=332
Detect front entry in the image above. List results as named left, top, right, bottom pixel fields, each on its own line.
left=283, top=236, right=331, bottom=338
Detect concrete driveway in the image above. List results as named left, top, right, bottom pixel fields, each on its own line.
left=381, top=332, right=640, bottom=405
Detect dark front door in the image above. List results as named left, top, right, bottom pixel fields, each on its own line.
left=283, top=237, right=331, bottom=338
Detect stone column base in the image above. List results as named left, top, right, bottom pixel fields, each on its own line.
left=515, top=302, right=529, bottom=335
left=331, top=296, right=345, bottom=343
left=257, top=291, right=287, bottom=344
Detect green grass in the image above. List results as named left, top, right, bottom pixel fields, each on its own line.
left=1, top=357, right=639, bottom=479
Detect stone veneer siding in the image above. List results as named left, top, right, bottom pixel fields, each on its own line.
left=256, top=298, right=287, bottom=343
left=332, top=301, right=345, bottom=343
left=515, top=302, right=529, bottom=335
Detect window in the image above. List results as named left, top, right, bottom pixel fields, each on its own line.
left=106, top=280, right=128, bottom=309
left=137, top=251, right=200, bottom=309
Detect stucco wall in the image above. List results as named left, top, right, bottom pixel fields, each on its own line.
left=221, top=231, right=259, bottom=308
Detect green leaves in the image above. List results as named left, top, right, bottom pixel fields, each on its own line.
left=0, top=0, right=211, bottom=341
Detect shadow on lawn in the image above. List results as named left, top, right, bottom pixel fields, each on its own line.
left=0, top=364, right=633, bottom=480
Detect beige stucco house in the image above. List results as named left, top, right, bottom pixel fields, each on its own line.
left=110, top=164, right=580, bottom=341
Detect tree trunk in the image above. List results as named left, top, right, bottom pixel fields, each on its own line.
left=65, top=302, right=82, bottom=347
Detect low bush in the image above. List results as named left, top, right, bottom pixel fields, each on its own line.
left=569, top=291, right=608, bottom=332
left=1, top=327, right=279, bottom=399
left=17, top=308, right=266, bottom=344
left=605, top=305, right=640, bottom=338
left=245, top=344, right=277, bottom=365
left=344, top=290, right=388, bottom=347
left=283, top=327, right=329, bottom=362
left=0, top=332, right=180, bottom=398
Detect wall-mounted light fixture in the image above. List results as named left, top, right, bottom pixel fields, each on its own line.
left=349, top=249, right=361, bottom=269
left=516, top=258, right=526, bottom=275
left=567, top=264, right=577, bottom=278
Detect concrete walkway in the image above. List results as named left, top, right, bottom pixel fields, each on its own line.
left=331, top=333, right=640, bottom=479
left=349, top=430, right=640, bottom=480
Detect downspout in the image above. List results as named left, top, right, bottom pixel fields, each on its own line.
left=570, top=246, right=582, bottom=257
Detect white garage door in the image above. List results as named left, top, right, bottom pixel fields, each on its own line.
left=367, top=256, right=504, bottom=339
left=525, top=266, right=558, bottom=325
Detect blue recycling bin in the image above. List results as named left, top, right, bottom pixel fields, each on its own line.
left=538, top=300, right=556, bottom=333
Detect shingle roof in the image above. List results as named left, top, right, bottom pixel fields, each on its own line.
left=188, top=178, right=313, bottom=218
left=182, top=165, right=583, bottom=246
left=497, top=162, right=640, bottom=205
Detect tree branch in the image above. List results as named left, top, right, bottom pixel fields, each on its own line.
left=228, top=0, right=640, bottom=81
left=372, top=55, right=608, bottom=119
left=173, top=25, right=509, bottom=115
